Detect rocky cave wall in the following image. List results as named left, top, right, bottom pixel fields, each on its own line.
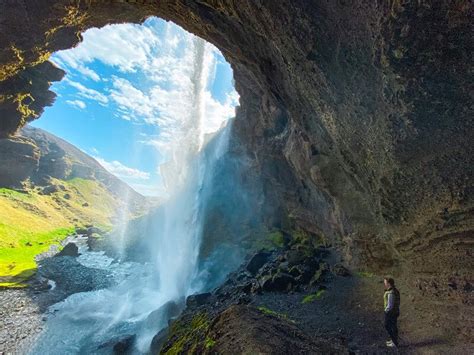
left=1, top=0, right=472, bottom=336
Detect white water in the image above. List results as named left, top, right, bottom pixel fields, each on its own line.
left=31, top=33, right=234, bottom=354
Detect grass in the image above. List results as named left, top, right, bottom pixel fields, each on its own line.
left=302, top=289, right=326, bottom=304
left=0, top=178, right=117, bottom=287
left=257, top=306, right=295, bottom=323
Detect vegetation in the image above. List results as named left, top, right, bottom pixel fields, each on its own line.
left=163, top=312, right=212, bottom=354
left=257, top=306, right=294, bottom=323
left=0, top=178, right=117, bottom=287
left=251, top=228, right=286, bottom=252
left=204, top=336, right=216, bottom=349
left=302, top=289, right=326, bottom=304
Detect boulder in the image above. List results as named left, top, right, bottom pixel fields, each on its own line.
left=99, top=334, right=135, bottom=354
left=56, top=242, right=79, bottom=257
left=291, top=265, right=313, bottom=284
left=41, top=184, right=60, bottom=195
left=271, top=272, right=296, bottom=292
left=332, top=263, right=350, bottom=277
left=113, top=335, right=135, bottom=354
left=261, top=272, right=296, bottom=292
left=285, top=249, right=306, bottom=267
left=186, top=292, right=212, bottom=308
left=246, top=251, right=271, bottom=275
left=260, top=275, right=274, bottom=292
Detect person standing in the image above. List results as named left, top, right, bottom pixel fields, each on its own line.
left=384, top=277, right=400, bottom=348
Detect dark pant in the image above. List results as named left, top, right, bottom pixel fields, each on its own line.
left=384, top=312, right=399, bottom=345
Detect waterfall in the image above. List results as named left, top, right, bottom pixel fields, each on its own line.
left=31, top=32, right=234, bottom=355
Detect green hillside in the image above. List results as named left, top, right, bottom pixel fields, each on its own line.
left=0, top=126, right=147, bottom=288
left=0, top=178, right=121, bottom=287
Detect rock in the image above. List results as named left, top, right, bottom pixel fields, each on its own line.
left=113, top=335, right=135, bottom=354
left=285, top=250, right=306, bottom=267
left=260, top=275, right=274, bottom=292
left=310, top=269, right=326, bottom=287
left=55, top=242, right=79, bottom=257
left=271, top=272, right=296, bottom=292
left=87, top=226, right=103, bottom=235
left=63, top=193, right=71, bottom=199
left=145, top=301, right=182, bottom=328
left=186, top=292, right=211, bottom=308
left=75, top=227, right=88, bottom=235
left=246, top=251, right=271, bottom=275
left=41, top=184, right=59, bottom=195
left=292, top=265, right=313, bottom=284
left=150, top=327, right=169, bottom=353
left=0, top=137, right=40, bottom=188
left=261, top=272, right=296, bottom=292
left=289, top=265, right=302, bottom=277
left=99, top=334, right=135, bottom=354
left=332, top=263, right=350, bottom=277
left=37, top=256, right=113, bottom=296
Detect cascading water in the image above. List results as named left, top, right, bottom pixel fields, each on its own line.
left=31, top=24, right=235, bottom=354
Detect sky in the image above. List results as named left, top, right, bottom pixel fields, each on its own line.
left=32, top=17, right=238, bottom=197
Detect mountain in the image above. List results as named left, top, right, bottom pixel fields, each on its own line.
left=0, top=126, right=147, bottom=287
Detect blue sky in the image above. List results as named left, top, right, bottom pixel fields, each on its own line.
left=32, top=17, right=238, bottom=196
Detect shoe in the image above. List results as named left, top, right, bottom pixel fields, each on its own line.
left=386, top=340, right=397, bottom=348
left=386, top=340, right=392, bottom=345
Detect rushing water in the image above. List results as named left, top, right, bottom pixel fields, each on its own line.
left=31, top=32, right=234, bottom=354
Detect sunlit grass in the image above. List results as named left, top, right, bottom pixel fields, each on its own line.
left=0, top=179, right=117, bottom=287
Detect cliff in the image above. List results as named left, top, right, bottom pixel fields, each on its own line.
left=0, top=0, right=472, bottom=343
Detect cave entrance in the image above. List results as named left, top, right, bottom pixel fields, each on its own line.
left=31, top=16, right=238, bottom=197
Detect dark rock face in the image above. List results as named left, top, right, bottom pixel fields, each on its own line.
left=0, top=0, right=472, bottom=340
left=246, top=251, right=271, bottom=275
left=186, top=292, right=211, bottom=308
left=208, top=305, right=347, bottom=354
left=0, top=136, right=39, bottom=187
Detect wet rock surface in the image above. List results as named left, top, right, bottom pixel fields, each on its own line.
left=159, top=241, right=473, bottom=354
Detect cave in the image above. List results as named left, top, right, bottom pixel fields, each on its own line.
left=0, top=0, right=472, bottom=352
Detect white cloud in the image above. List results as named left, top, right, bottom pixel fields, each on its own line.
left=67, top=79, right=108, bottom=105
left=52, top=18, right=239, bottom=192
left=54, top=22, right=162, bottom=73
left=76, top=65, right=101, bottom=81
left=94, top=157, right=150, bottom=181
left=66, top=99, right=86, bottom=110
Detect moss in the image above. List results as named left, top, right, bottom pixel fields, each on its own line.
left=257, top=306, right=294, bottom=323
left=163, top=312, right=211, bottom=355
left=204, top=336, right=215, bottom=349
left=14, top=93, right=37, bottom=123
left=0, top=46, right=25, bottom=81
left=301, top=289, right=326, bottom=304
left=251, top=228, right=286, bottom=251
